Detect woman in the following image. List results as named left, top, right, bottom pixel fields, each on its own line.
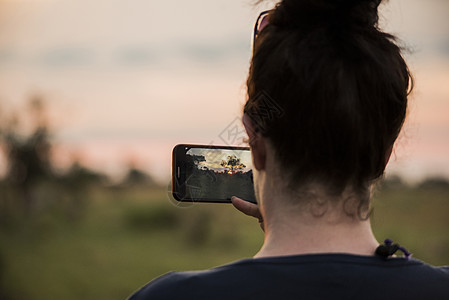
left=129, top=0, right=449, bottom=298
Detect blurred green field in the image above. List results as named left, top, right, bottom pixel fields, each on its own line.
left=0, top=183, right=448, bottom=300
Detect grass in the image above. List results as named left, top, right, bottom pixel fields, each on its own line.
left=0, top=184, right=448, bottom=300
left=371, top=186, right=449, bottom=265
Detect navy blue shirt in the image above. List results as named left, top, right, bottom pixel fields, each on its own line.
left=129, top=254, right=449, bottom=300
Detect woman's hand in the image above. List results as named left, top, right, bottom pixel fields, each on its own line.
left=231, top=196, right=264, bottom=231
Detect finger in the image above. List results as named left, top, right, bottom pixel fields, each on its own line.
left=231, top=196, right=263, bottom=220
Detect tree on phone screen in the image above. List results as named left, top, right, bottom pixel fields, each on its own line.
left=220, top=155, right=246, bottom=174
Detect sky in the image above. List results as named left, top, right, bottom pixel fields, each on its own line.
left=0, top=0, right=448, bottom=184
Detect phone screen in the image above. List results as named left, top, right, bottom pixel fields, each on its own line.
left=173, top=145, right=256, bottom=203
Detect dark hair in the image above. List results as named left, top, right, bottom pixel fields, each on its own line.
left=244, top=0, right=413, bottom=208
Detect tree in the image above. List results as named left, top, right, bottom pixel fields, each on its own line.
left=185, top=154, right=206, bottom=173
left=220, top=155, right=246, bottom=173
left=418, top=177, right=449, bottom=190
left=121, top=165, right=159, bottom=187
left=191, top=155, right=206, bottom=165
left=0, top=96, right=53, bottom=212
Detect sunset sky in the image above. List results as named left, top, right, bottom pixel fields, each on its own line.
left=0, top=0, right=448, bottom=184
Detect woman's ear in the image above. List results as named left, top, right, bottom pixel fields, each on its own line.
left=243, top=113, right=266, bottom=171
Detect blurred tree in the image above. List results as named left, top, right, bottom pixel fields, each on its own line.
left=58, top=160, right=108, bottom=218
left=0, top=96, right=52, bottom=213
left=62, top=160, right=106, bottom=186
left=378, top=174, right=407, bottom=190
left=121, top=163, right=159, bottom=188
left=418, top=177, right=449, bottom=190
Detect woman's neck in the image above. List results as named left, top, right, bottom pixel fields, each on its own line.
left=255, top=215, right=379, bottom=258
left=255, top=190, right=379, bottom=258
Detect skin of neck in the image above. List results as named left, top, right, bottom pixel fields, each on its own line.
left=242, top=115, right=379, bottom=259
left=255, top=151, right=379, bottom=257
left=254, top=149, right=379, bottom=258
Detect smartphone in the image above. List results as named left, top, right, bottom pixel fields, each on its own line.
left=172, top=144, right=256, bottom=203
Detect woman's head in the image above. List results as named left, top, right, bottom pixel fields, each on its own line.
left=244, top=0, right=412, bottom=206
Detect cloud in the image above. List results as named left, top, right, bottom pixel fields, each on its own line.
left=115, top=46, right=159, bottom=66
left=175, top=38, right=250, bottom=63
left=38, top=47, right=94, bottom=67
left=437, top=39, right=449, bottom=56
left=1, top=38, right=250, bottom=69
left=0, top=48, right=16, bottom=66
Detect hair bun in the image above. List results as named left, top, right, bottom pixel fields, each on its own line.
left=273, top=0, right=382, bottom=30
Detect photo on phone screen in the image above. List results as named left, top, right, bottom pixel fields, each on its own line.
left=172, top=145, right=256, bottom=203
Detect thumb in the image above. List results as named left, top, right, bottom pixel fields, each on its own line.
left=231, top=196, right=263, bottom=222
